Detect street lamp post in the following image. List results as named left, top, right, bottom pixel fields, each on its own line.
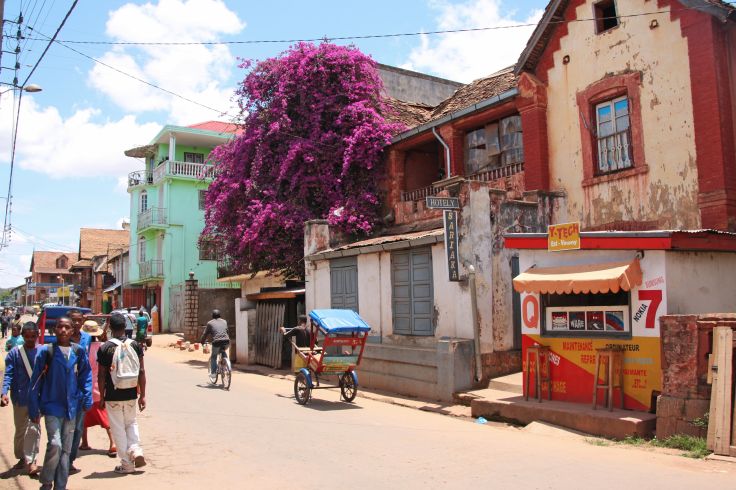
left=57, top=275, right=65, bottom=306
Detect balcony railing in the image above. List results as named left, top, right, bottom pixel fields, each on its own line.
left=399, top=162, right=525, bottom=202
left=138, top=207, right=167, bottom=231
left=466, top=162, right=524, bottom=183
left=153, top=160, right=216, bottom=184
left=139, top=260, right=164, bottom=280
left=128, top=169, right=153, bottom=188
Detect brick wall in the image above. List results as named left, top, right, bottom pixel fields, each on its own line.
left=481, top=350, right=522, bottom=382
left=656, top=314, right=736, bottom=438
left=183, top=278, right=199, bottom=342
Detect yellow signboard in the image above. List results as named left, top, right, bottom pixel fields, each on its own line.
left=548, top=222, right=581, bottom=252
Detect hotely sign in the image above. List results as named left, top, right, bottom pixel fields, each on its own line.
left=548, top=222, right=581, bottom=251
left=444, top=210, right=460, bottom=281
left=426, top=196, right=460, bottom=210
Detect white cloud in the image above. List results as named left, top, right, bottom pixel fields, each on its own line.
left=403, top=0, right=543, bottom=82
left=89, top=0, right=244, bottom=124
left=0, top=94, right=160, bottom=178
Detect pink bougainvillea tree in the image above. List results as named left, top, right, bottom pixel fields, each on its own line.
left=204, top=42, right=402, bottom=278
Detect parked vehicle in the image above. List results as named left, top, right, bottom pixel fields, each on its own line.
left=38, top=305, right=93, bottom=343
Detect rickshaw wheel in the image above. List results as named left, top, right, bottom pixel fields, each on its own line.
left=340, top=372, right=357, bottom=402
left=294, top=372, right=311, bottom=405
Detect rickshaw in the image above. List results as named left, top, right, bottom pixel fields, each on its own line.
left=290, top=309, right=370, bottom=405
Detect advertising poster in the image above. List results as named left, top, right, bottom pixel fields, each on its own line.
left=519, top=251, right=666, bottom=411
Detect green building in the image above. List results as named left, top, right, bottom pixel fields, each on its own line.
left=124, top=121, right=238, bottom=332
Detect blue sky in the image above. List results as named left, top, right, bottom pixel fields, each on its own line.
left=0, top=0, right=546, bottom=287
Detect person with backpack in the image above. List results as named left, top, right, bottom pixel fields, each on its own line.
left=97, top=313, right=146, bottom=474
left=28, top=316, right=92, bottom=490
left=1, top=321, right=42, bottom=476
left=68, top=309, right=92, bottom=473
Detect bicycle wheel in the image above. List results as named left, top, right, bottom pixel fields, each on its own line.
left=294, top=372, right=311, bottom=405
left=220, top=357, right=232, bottom=390
left=340, top=372, right=357, bottom=402
left=208, top=359, right=218, bottom=385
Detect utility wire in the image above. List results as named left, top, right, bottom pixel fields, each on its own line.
left=1, top=0, right=79, bottom=249
left=17, top=2, right=736, bottom=47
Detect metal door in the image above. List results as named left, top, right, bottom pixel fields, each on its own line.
left=511, top=255, right=522, bottom=350
left=253, top=301, right=286, bottom=368
left=330, top=257, right=359, bottom=312
left=168, top=284, right=184, bottom=333
left=392, top=248, right=434, bottom=336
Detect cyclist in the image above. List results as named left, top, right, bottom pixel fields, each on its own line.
left=199, top=309, right=230, bottom=383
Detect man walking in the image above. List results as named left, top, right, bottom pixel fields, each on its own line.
left=98, top=313, right=146, bottom=474
left=199, top=309, right=230, bottom=383
left=1, top=321, right=42, bottom=475
left=68, top=308, right=92, bottom=473
left=29, top=316, right=92, bottom=490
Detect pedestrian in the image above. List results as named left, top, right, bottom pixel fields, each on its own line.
left=124, top=308, right=134, bottom=339
left=28, top=316, right=92, bottom=490
left=98, top=313, right=146, bottom=474
left=1, top=308, right=10, bottom=338
left=78, top=320, right=117, bottom=458
left=1, top=321, right=42, bottom=476
left=68, top=308, right=92, bottom=473
left=5, top=322, right=24, bottom=352
left=135, top=310, right=148, bottom=345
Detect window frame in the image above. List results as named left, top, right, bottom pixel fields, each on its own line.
left=138, top=237, right=146, bottom=264
left=140, top=190, right=148, bottom=213
left=463, top=114, right=524, bottom=176
left=594, top=95, right=633, bottom=175
left=183, top=152, right=205, bottom=164
left=593, top=0, right=619, bottom=34
left=198, top=239, right=219, bottom=261
left=198, top=189, right=207, bottom=211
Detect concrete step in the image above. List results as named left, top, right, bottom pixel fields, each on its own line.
left=488, top=371, right=523, bottom=394
left=470, top=389, right=656, bottom=439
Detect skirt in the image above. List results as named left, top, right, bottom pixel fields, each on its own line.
left=84, top=405, right=110, bottom=429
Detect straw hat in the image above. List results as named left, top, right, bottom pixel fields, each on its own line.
left=82, top=320, right=104, bottom=336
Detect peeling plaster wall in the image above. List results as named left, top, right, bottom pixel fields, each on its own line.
left=357, top=254, right=382, bottom=336
left=431, top=243, right=474, bottom=340
left=546, top=0, right=700, bottom=229
left=665, top=251, right=736, bottom=314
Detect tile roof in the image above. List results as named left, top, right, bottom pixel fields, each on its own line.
left=429, top=67, right=517, bottom=121
left=382, top=97, right=433, bottom=129
left=30, top=251, right=78, bottom=273
left=78, top=228, right=130, bottom=260
left=187, top=121, right=241, bottom=134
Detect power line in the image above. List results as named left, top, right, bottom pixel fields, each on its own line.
left=17, top=3, right=736, bottom=47
left=1, top=0, right=79, bottom=249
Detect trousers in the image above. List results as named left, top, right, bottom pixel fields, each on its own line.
left=11, top=403, right=41, bottom=464
left=40, top=415, right=75, bottom=490
left=107, top=400, right=143, bottom=468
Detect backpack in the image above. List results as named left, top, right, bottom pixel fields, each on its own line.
left=109, top=338, right=140, bottom=390
left=43, top=343, right=84, bottom=374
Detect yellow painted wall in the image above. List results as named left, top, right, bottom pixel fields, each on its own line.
left=546, top=0, right=700, bottom=229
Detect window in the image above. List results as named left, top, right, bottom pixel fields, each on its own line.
left=56, top=256, right=67, bottom=269
left=138, top=237, right=146, bottom=263
left=183, top=152, right=205, bottom=163
left=595, top=97, right=632, bottom=174
left=464, top=114, right=524, bottom=175
left=541, top=290, right=631, bottom=338
left=198, top=190, right=207, bottom=210
left=198, top=239, right=219, bottom=261
left=140, top=191, right=148, bottom=212
left=594, top=0, right=619, bottom=33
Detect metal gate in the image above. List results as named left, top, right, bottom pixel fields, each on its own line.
left=330, top=257, right=359, bottom=312
left=253, top=301, right=286, bottom=368
left=168, top=284, right=184, bottom=333
left=392, top=248, right=434, bottom=336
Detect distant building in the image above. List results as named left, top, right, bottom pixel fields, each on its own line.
left=28, top=251, right=78, bottom=305
left=70, top=228, right=129, bottom=312
left=124, top=121, right=239, bottom=332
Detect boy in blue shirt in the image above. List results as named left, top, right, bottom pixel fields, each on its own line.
left=29, top=316, right=92, bottom=490
left=68, top=308, right=91, bottom=473
left=1, top=321, right=42, bottom=475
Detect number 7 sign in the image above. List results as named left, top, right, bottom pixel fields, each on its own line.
left=637, top=290, right=663, bottom=329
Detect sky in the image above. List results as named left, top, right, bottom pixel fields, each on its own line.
left=0, top=0, right=547, bottom=287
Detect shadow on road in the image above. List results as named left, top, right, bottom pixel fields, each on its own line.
left=0, top=467, right=23, bottom=479
left=274, top=393, right=364, bottom=412
left=180, top=359, right=208, bottom=369
left=84, top=470, right=144, bottom=479
left=195, top=383, right=228, bottom=390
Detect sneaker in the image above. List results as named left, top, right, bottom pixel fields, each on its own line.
left=134, top=455, right=146, bottom=468
left=69, top=465, right=81, bottom=475
left=114, top=465, right=135, bottom=474
left=39, top=484, right=52, bottom=490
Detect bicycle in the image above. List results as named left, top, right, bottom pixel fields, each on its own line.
left=205, top=343, right=231, bottom=390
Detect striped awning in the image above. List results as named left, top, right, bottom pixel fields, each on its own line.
left=513, top=259, right=643, bottom=295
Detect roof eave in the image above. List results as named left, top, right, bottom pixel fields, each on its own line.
left=391, top=88, right=519, bottom=145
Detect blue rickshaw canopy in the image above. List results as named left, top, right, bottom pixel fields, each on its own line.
left=309, top=309, right=372, bottom=334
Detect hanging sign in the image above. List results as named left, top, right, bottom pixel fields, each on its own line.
left=548, top=222, right=581, bottom=252
left=444, top=210, right=460, bottom=282
left=426, top=196, right=460, bottom=210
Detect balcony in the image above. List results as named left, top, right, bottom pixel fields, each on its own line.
left=138, top=207, right=168, bottom=232
left=153, top=160, right=216, bottom=184
left=128, top=169, right=153, bottom=188
left=139, top=260, right=164, bottom=280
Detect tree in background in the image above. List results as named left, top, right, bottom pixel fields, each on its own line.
left=204, top=42, right=401, bottom=278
